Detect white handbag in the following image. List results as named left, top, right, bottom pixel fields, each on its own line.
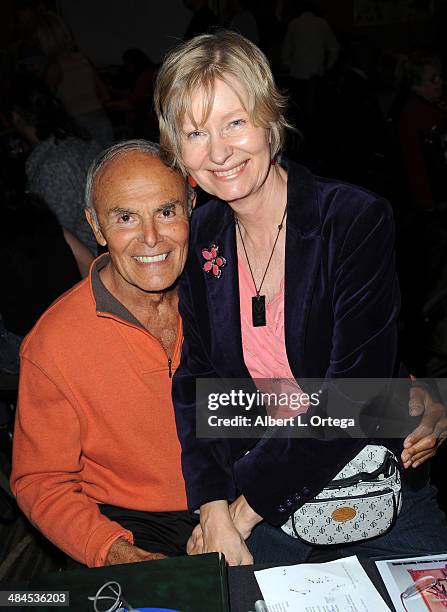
left=281, top=445, right=402, bottom=545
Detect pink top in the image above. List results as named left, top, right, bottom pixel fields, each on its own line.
left=237, top=254, right=309, bottom=416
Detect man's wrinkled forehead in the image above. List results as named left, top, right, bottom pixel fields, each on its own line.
left=93, top=150, right=188, bottom=211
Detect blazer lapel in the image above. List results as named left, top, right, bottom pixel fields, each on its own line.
left=195, top=204, right=250, bottom=378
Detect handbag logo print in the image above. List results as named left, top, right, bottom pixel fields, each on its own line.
left=281, top=445, right=402, bottom=546
left=331, top=507, right=356, bottom=522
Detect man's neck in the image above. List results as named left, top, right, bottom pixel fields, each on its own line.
left=99, top=264, right=178, bottom=324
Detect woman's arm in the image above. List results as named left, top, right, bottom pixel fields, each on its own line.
left=62, top=227, right=94, bottom=277
left=174, top=267, right=254, bottom=563
left=173, top=268, right=238, bottom=509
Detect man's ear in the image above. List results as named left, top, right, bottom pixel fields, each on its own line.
left=85, top=208, right=107, bottom=247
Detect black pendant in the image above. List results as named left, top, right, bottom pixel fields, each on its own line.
left=252, top=295, right=266, bottom=327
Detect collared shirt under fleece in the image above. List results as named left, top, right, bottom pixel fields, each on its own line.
left=10, top=255, right=187, bottom=567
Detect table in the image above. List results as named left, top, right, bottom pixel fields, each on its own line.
left=2, top=554, right=398, bottom=612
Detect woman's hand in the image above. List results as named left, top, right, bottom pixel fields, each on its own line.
left=186, top=522, right=205, bottom=555
left=402, top=385, right=447, bottom=468
left=228, top=495, right=263, bottom=540
left=187, top=500, right=254, bottom=566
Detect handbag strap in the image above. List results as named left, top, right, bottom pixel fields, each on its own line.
left=324, top=451, right=398, bottom=490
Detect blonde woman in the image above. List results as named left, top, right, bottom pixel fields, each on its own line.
left=154, top=31, right=447, bottom=565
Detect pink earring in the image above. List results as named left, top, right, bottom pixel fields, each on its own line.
left=188, top=175, right=197, bottom=188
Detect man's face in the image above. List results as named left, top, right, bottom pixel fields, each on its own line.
left=87, top=151, right=189, bottom=296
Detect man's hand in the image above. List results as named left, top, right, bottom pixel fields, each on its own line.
left=105, top=538, right=167, bottom=565
left=402, top=385, right=447, bottom=468
left=187, top=500, right=253, bottom=566
left=228, top=495, right=263, bottom=540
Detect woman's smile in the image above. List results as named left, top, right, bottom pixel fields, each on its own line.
left=211, top=160, right=248, bottom=179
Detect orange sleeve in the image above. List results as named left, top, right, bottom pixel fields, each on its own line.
left=10, top=356, right=133, bottom=567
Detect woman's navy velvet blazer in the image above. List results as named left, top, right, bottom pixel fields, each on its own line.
left=172, top=159, right=403, bottom=525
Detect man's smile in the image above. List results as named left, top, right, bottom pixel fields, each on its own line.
left=132, top=253, right=169, bottom=263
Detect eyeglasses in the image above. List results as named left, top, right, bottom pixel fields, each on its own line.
left=400, top=575, right=447, bottom=611
left=88, top=581, right=135, bottom=612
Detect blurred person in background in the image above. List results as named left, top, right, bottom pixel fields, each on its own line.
left=0, top=160, right=91, bottom=375
left=33, top=9, right=113, bottom=147
left=10, top=75, right=102, bottom=254
left=282, top=1, right=339, bottom=118
left=106, top=49, right=158, bottom=139
left=322, top=40, right=390, bottom=190
left=394, top=51, right=447, bottom=211
left=183, top=0, right=219, bottom=40
left=226, top=0, right=259, bottom=45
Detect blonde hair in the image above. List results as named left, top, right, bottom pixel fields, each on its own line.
left=154, top=30, right=291, bottom=174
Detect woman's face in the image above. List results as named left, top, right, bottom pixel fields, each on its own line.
left=413, top=64, right=443, bottom=102
left=180, top=77, right=271, bottom=204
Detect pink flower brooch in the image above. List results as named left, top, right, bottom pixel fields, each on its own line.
left=202, top=244, right=227, bottom=278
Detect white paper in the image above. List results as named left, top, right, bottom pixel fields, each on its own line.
left=255, top=556, right=390, bottom=612
left=375, top=553, right=447, bottom=612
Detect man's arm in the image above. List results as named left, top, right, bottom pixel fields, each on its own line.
left=11, top=356, right=133, bottom=567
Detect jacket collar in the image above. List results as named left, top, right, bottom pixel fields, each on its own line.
left=89, top=254, right=143, bottom=328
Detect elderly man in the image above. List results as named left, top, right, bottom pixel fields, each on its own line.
left=10, top=139, right=446, bottom=568
left=10, top=140, right=196, bottom=567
